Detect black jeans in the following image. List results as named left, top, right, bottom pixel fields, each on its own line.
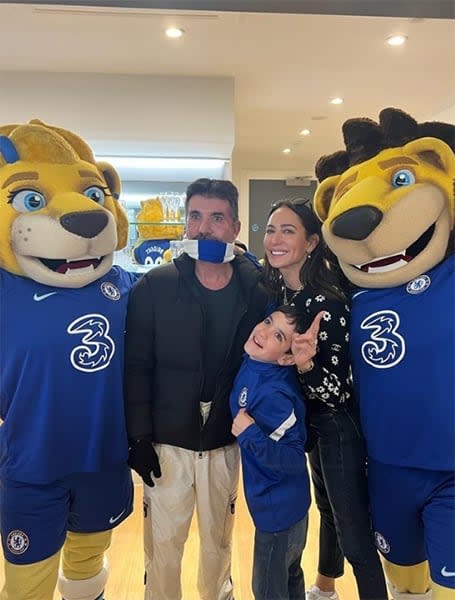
left=252, top=515, right=308, bottom=600
left=308, top=402, right=387, bottom=600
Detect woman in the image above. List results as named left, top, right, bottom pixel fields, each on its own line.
left=263, top=199, right=387, bottom=600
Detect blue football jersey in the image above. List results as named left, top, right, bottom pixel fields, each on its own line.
left=350, top=256, right=454, bottom=470
left=133, top=239, right=170, bottom=266
left=0, top=267, right=137, bottom=483
left=230, top=356, right=310, bottom=532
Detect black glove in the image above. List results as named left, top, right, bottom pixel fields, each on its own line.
left=128, top=438, right=162, bottom=487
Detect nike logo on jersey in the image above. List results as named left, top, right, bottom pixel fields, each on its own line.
left=441, top=566, right=455, bottom=577
left=109, top=509, right=126, bottom=524
left=33, top=292, right=57, bottom=302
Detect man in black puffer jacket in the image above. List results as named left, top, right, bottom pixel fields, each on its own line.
left=125, top=178, right=268, bottom=600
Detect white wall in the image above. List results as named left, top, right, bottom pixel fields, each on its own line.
left=428, top=104, right=455, bottom=124
left=0, top=71, right=234, bottom=159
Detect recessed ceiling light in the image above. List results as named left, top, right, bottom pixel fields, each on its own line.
left=282, top=148, right=291, bottom=154
left=330, top=97, right=343, bottom=105
left=165, top=27, right=184, bottom=38
left=386, top=34, right=407, bottom=46
left=299, top=129, right=310, bottom=136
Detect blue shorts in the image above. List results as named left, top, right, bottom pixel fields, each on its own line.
left=368, top=459, right=455, bottom=588
left=0, top=465, right=133, bottom=564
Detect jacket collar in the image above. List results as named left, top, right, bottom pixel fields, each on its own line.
left=175, top=252, right=263, bottom=293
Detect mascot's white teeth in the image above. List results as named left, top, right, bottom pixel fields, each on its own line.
left=355, top=250, right=412, bottom=273
left=66, top=256, right=101, bottom=263
left=64, top=264, right=97, bottom=275
left=39, top=256, right=104, bottom=273
left=60, top=257, right=103, bottom=274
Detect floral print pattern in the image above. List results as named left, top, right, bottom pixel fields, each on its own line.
left=282, top=288, right=352, bottom=409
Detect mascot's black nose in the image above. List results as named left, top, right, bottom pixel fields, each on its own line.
left=331, top=206, right=383, bottom=241
left=60, top=211, right=109, bottom=238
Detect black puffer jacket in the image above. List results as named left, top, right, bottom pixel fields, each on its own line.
left=124, top=254, right=268, bottom=451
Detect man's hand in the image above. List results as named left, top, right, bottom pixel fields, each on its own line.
left=292, top=311, right=325, bottom=372
left=128, top=438, right=162, bottom=487
left=232, top=408, right=255, bottom=437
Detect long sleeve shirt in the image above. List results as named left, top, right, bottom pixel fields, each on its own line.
left=230, top=356, right=310, bottom=532
left=284, top=287, right=353, bottom=410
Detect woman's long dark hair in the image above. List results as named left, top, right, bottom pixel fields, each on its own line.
left=263, top=199, right=348, bottom=302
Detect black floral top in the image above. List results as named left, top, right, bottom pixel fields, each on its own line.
left=280, top=286, right=353, bottom=410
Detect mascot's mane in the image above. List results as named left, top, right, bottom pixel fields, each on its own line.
left=0, top=119, right=127, bottom=285
left=0, top=119, right=96, bottom=167
left=316, top=107, right=455, bottom=182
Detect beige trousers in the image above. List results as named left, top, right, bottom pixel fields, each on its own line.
left=143, top=443, right=240, bottom=600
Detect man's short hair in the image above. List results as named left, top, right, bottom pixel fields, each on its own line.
left=185, top=178, right=239, bottom=221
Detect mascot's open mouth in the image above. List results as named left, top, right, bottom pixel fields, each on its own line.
left=39, top=256, right=103, bottom=274
left=354, top=224, right=435, bottom=273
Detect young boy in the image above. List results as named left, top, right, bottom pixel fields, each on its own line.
left=230, top=305, right=323, bottom=600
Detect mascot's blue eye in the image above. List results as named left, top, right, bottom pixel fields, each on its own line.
left=11, top=189, right=46, bottom=212
left=391, top=169, right=416, bottom=188
left=84, top=186, right=106, bottom=205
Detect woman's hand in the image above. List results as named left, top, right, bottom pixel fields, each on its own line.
left=292, top=310, right=325, bottom=372
left=232, top=408, right=255, bottom=436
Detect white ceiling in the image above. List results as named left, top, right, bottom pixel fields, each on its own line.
left=1, top=3, right=455, bottom=178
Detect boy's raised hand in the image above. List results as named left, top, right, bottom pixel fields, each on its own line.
left=232, top=408, right=255, bottom=437
left=291, top=311, right=325, bottom=373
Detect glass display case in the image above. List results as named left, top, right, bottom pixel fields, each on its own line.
left=114, top=192, right=185, bottom=273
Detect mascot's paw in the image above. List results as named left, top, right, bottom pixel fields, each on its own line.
left=163, top=248, right=173, bottom=263
left=388, top=582, right=431, bottom=599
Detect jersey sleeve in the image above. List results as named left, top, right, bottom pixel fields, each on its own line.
left=237, top=386, right=306, bottom=474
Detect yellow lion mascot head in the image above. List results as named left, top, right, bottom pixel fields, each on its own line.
left=0, top=119, right=128, bottom=288
left=313, top=107, right=454, bottom=288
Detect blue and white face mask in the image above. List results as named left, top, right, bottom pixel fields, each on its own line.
left=182, top=239, right=235, bottom=264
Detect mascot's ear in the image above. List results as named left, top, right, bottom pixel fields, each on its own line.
left=96, top=160, right=128, bottom=250
left=313, top=174, right=341, bottom=222
left=403, top=137, right=455, bottom=174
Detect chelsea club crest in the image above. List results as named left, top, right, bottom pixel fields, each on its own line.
left=101, top=281, right=121, bottom=301
left=7, top=530, right=30, bottom=555
left=374, top=531, right=390, bottom=554
left=238, top=387, right=248, bottom=408
left=406, top=274, right=431, bottom=295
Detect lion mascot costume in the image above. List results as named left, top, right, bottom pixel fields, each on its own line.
left=0, top=120, right=136, bottom=600
left=133, top=197, right=183, bottom=267
left=313, top=108, right=454, bottom=600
